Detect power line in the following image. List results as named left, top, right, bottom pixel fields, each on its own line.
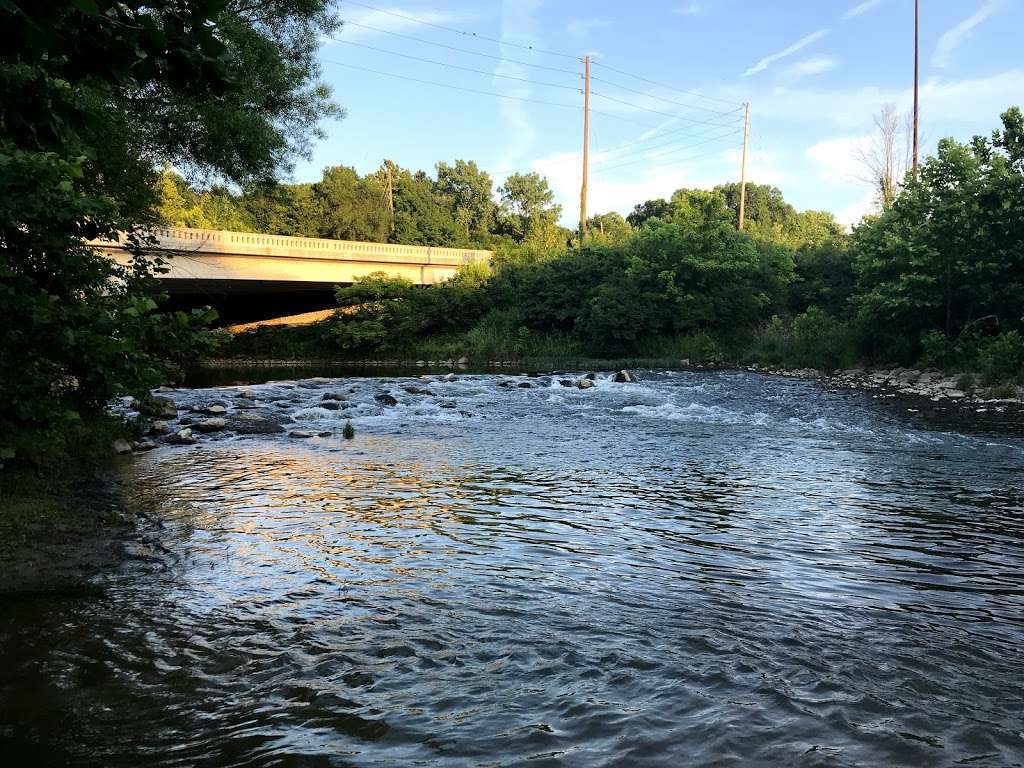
left=591, top=115, right=741, bottom=158
left=590, top=74, right=744, bottom=117
left=593, top=121, right=743, bottom=165
left=591, top=130, right=741, bottom=175
left=338, top=0, right=580, bottom=60
left=590, top=59, right=741, bottom=107
left=329, top=38, right=581, bottom=91
left=591, top=90, right=744, bottom=128
left=336, top=20, right=582, bottom=76
left=322, top=58, right=583, bottom=110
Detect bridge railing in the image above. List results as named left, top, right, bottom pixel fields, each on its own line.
left=95, top=227, right=490, bottom=266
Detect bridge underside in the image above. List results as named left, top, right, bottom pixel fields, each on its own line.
left=157, top=279, right=342, bottom=325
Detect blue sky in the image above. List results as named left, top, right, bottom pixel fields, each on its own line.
left=300, top=0, right=1024, bottom=228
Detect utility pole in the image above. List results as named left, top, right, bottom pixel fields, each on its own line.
left=580, top=54, right=590, bottom=240
left=912, top=0, right=920, bottom=180
left=738, top=101, right=751, bottom=231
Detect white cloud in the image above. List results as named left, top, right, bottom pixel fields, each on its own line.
left=783, top=56, right=839, bottom=81
left=675, top=1, right=701, bottom=15
left=743, top=29, right=829, bottom=77
left=567, top=18, right=610, bottom=38
left=836, top=191, right=877, bottom=229
left=933, top=1, right=1001, bottom=69
left=494, top=0, right=544, bottom=169
left=841, top=0, right=884, bottom=21
left=806, top=135, right=873, bottom=183
left=331, top=7, right=477, bottom=43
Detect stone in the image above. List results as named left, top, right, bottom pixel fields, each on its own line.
left=403, top=386, right=430, bottom=395
left=518, top=382, right=533, bottom=389
left=193, top=417, right=227, bottom=433
left=289, top=430, right=317, bottom=438
left=173, top=428, right=196, bottom=445
left=439, top=400, right=457, bottom=409
left=559, top=379, right=575, bottom=387
left=132, top=439, right=157, bottom=452
left=237, top=389, right=257, bottom=399
left=457, top=357, right=470, bottom=365
left=578, top=379, right=595, bottom=390
left=443, top=373, right=457, bottom=382
left=225, top=414, right=285, bottom=434
left=111, top=438, right=132, bottom=455
left=416, top=360, right=426, bottom=367
left=375, top=393, right=399, bottom=407
left=148, top=420, right=172, bottom=435
left=679, top=358, right=691, bottom=367
left=200, top=404, right=227, bottom=415
left=613, top=370, right=636, bottom=383
left=322, top=392, right=347, bottom=401
left=583, top=373, right=597, bottom=381
left=320, top=401, right=342, bottom=411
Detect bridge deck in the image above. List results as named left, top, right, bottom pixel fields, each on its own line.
left=90, top=227, right=491, bottom=289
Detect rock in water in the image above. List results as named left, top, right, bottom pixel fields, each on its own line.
left=193, top=417, right=227, bottom=433
left=375, top=393, right=399, bottom=407
left=148, top=420, right=172, bottom=435
left=613, top=370, right=636, bottom=383
left=578, top=379, right=595, bottom=390
left=289, top=430, right=317, bottom=438
left=320, top=401, right=342, bottom=411
left=518, top=382, right=533, bottom=389
left=111, top=438, right=132, bottom=455
left=225, top=414, right=285, bottom=434
left=172, top=428, right=196, bottom=445
left=559, top=379, right=575, bottom=387
left=132, top=439, right=157, bottom=452
left=322, top=392, right=346, bottom=401
left=203, top=404, right=227, bottom=415
left=443, top=373, right=458, bottom=382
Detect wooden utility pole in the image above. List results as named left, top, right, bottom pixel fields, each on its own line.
left=912, top=0, right=920, bottom=180
left=738, top=102, right=751, bottom=231
left=580, top=54, right=591, bottom=239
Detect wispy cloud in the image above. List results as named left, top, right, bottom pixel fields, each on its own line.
left=675, top=1, right=701, bottom=15
left=841, top=0, right=884, bottom=22
left=933, top=0, right=1001, bottom=69
left=567, top=17, right=610, bottom=38
left=743, top=29, right=829, bottom=77
left=331, top=6, right=477, bottom=43
left=783, top=56, right=839, bottom=81
left=495, top=0, right=544, bottom=169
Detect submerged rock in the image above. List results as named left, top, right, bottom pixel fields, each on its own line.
left=225, top=414, right=285, bottom=434
left=148, top=420, right=172, bottom=435
left=578, top=379, right=595, bottom=390
left=439, top=400, right=457, bottom=409
left=320, top=401, right=342, bottom=411
left=613, top=370, right=637, bottom=383
left=559, top=379, right=575, bottom=387
left=375, top=393, right=399, bottom=407
left=403, top=386, right=430, bottom=395
left=518, top=382, right=534, bottom=389
left=289, top=430, right=317, bottom=438
left=111, top=438, right=132, bottom=455
left=170, top=428, right=196, bottom=445
left=197, top=404, right=227, bottom=415
left=132, top=439, right=158, bottom=452
left=193, top=417, right=227, bottom=433
left=322, top=392, right=346, bottom=401
left=443, top=373, right=458, bottom=382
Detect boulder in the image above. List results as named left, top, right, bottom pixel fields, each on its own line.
left=289, top=430, right=317, bottom=438
left=518, top=382, right=534, bottom=389
left=613, top=370, right=636, bottom=383
left=172, top=428, right=196, bottom=445
left=138, top=395, right=178, bottom=419
left=438, top=400, right=457, bottom=409
left=403, top=386, right=430, bottom=395
left=148, top=420, right=172, bottom=435
left=193, top=417, right=227, bottom=433
left=198, top=404, right=227, bottom=415
left=375, top=393, right=399, bottom=407
left=225, top=414, right=285, bottom=434
left=443, top=373, right=458, bottom=382
left=578, top=379, right=595, bottom=390
left=132, top=439, right=158, bottom=452
left=583, top=373, right=597, bottom=381
left=111, top=438, right=133, bottom=455
left=320, top=401, right=342, bottom=411
left=457, top=357, right=470, bottom=365
left=559, top=379, right=575, bottom=387
left=237, top=389, right=257, bottom=400
left=322, top=392, right=347, bottom=401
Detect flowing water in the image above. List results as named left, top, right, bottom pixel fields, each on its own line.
left=2, top=371, right=1023, bottom=767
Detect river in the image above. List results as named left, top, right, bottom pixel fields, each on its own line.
left=2, top=370, right=1023, bottom=766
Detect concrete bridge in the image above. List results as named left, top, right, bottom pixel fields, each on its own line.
left=91, top=227, right=492, bottom=323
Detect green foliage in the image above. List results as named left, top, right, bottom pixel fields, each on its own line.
left=978, top=331, right=1024, bottom=384
left=343, top=421, right=355, bottom=440
left=1, top=0, right=339, bottom=461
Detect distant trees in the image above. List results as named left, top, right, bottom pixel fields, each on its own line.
left=856, top=104, right=912, bottom=210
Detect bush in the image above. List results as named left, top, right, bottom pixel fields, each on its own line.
left=979, top=331, right=1024, bottom=384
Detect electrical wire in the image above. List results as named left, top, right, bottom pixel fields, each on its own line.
left=336, top=20, right=582, bottom=76
left=338, top=0, right=580, bottom=60
left=328, top=38, right=582, bottom=91
left=591, top=130, right=741, bottom=175
left=591, top=91, right=743, bottom=128
left=590, top=59, right=742, bottom=107
left=590, top=74, right=743, bottom=117
left=593, top=120, right=743, bottom=165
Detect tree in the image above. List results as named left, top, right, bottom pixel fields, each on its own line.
left=1, top=0, right=340, bottom=456
left=855, top=104, right=911, bottom=211
left=314, top=166, right=390, bottom=242
left=627, top=198, right=672, bottom=228
left=390, top=167, right=464, bottom=246
left=586, top=212, right=634, bottom=245
left=435, top=159, right=496, bottom=241
left=852, top=107, right=1024, bottom=356
left=498, top=172, right=562, bottom=243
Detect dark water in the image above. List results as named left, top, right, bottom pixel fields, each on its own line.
left=2, top=371, right=1023, bottom=767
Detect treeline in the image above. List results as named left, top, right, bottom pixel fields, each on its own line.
left=231, top=108, right=1024, bottom=390
left=157, top=160, right=568, bottom=252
